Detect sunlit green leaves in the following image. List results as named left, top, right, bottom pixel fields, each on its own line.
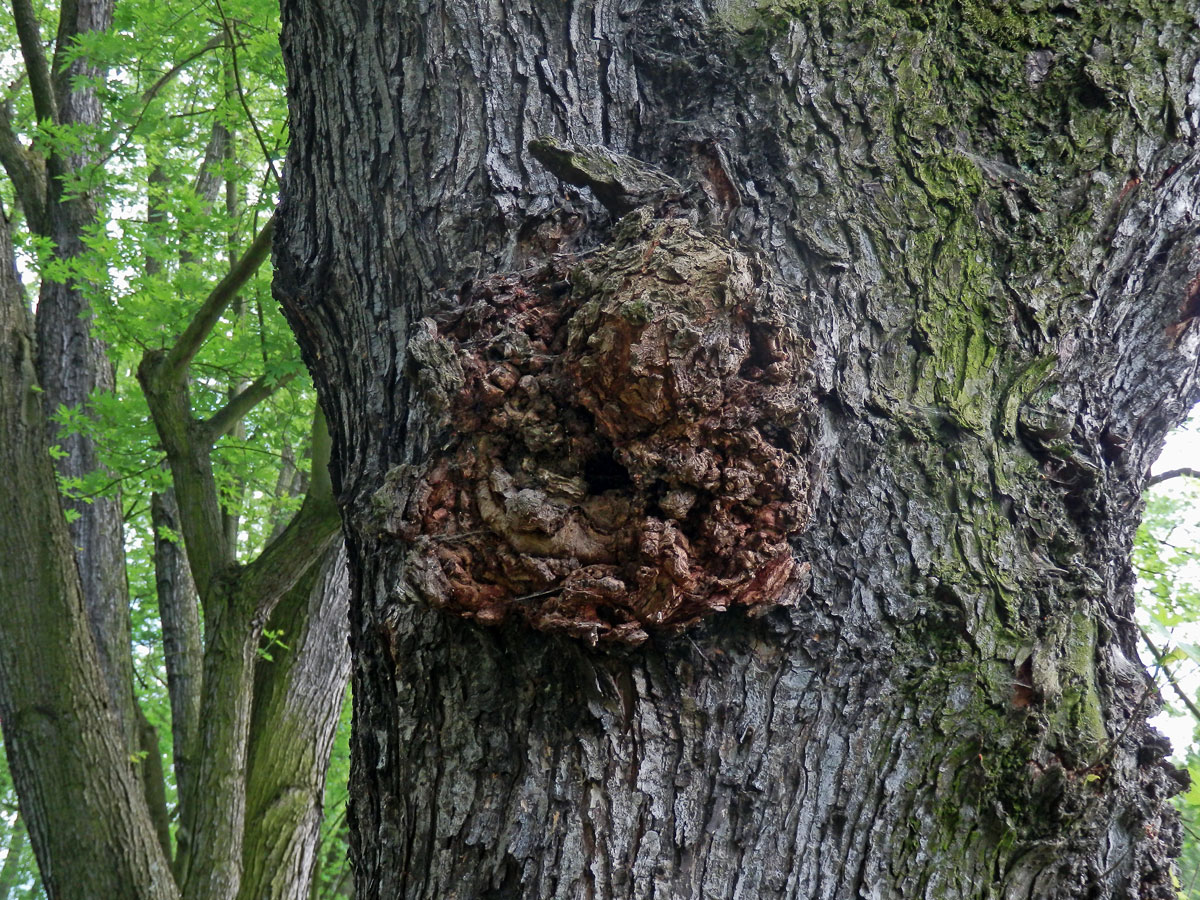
left=0, top=0, right=349, bottom=894
left=1133, top=419, right=1200, bottom=897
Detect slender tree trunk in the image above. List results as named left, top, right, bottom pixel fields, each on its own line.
left=152, top=486, right=204, bottom=844
left=238, top=544, right=351, bottom=900
left=0, top=208, right=179, bottom=900
left=136, top=701, right=174, bottom=860
left=31, top=0, right=139, bottom=752
left=278, top=2, right=1200, bottom=898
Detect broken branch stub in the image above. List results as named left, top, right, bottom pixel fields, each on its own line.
left=378, top=211, right=815, bottom=644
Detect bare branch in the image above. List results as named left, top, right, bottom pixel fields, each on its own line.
left=203, top=370, right=296, bottom=441
left=161, top=213, right=274, bottom=378
left=1148, top=467, right=1200, bottom=488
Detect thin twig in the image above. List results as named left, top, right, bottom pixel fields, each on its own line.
left=1148, top=467, right=1200, bottom=487
left=98, top=34, right=226, bottom=167
left=1139, top=626, right=1200, bottom=722
left=212, top=1, right=281, bottom=186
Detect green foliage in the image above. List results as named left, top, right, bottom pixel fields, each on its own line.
left=1137, top=484, right=1200, bottom=634
left=1133, top=417, right=1200, bottom=897
left=0, top=0, right=349, bottom=892
left=255, top=627, right=289, bottom=662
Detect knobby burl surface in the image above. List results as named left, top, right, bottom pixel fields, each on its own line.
left=372, top=209, right=814, bottom=644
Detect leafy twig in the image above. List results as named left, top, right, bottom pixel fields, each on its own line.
left=212, top=0, right=281, bottom=186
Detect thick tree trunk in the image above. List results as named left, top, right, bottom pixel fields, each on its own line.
left=277, top=3, right=1200, bottom=897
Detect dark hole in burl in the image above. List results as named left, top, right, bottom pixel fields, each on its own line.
left=583, top=452, right=633, bottom=493
left=739, top=326, right=777, bottom=379
left=761, top=424, right=795, bottom=453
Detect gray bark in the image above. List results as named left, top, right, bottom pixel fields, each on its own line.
left=31, top=0, right=139, bottom=753
left=238, top=544, right=351, bottom=900
left=276, top=3, right=1200, bottom=898
left=0, top=206, right=179, bottom=900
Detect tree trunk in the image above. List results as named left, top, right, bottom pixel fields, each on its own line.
left=31, top=0, right=139, bottom=753
left=238, top=544, right=351, bottom=900
left=151, top=486, right=204, bottom=841
left=0, top=208, right=179, bottom=900
left=276, top=2, right=1200, bottom=897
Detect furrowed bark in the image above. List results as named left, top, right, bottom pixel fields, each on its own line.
left=29, top=0, right=140, bottom=755
left=0, top=208, right=179, bottom=900
left=278, top=2, right=1200, bottom=899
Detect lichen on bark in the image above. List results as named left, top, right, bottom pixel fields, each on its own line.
left=373, top=208, right=815, bottom=644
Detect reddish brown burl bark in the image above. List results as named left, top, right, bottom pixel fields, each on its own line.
left=372, top=209, right=815, bottom=644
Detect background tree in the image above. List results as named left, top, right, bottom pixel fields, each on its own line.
left=276, top=2, right=1200, bottom=898
left=0, top=0, right=352, bottom=897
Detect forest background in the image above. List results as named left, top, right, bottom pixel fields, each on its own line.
left=0, top=0, right=1197, bottom=897
left=0, top=0, right=350, bottom=896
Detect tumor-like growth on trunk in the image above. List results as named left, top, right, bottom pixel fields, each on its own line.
left=376, top=210, right=814, bottom=644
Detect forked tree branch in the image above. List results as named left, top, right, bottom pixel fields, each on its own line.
left=237, top=406, right=339, bottom=615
